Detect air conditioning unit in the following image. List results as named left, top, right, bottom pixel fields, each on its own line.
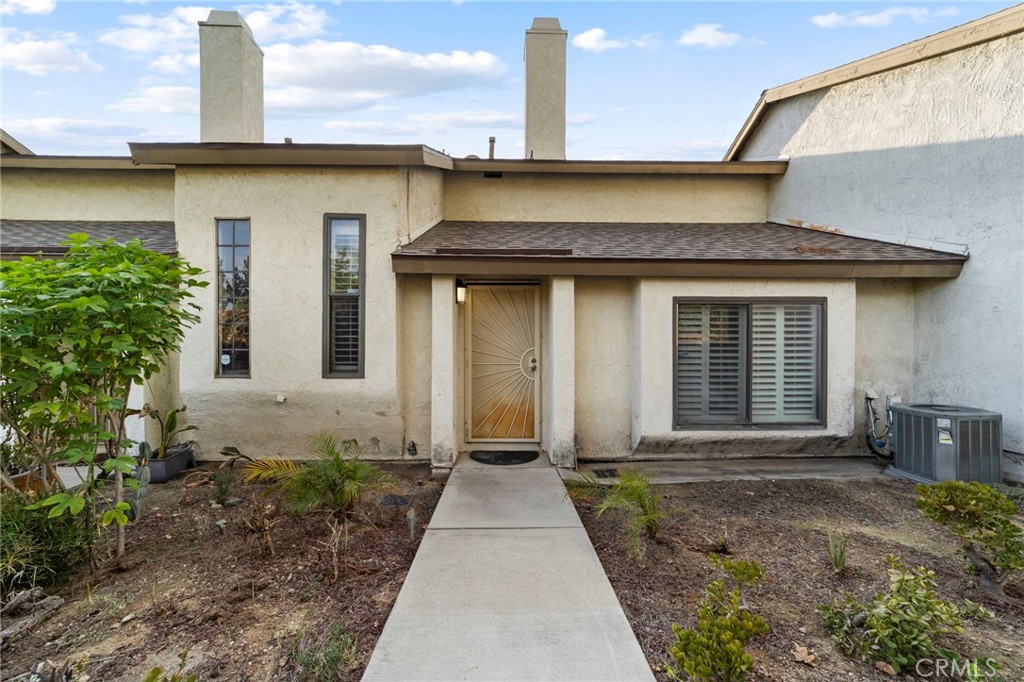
left=890, top=404, right=1002, bottom=484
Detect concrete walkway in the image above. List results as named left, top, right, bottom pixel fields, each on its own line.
left=362, top=465, right=655, bottom=681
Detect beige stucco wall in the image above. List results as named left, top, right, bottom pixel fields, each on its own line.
left=1, top=169, right=174, bottom=221
left=575, top=277, right=634, bottom=458
left=174, top=166, right=420, bottom=458
left=625, top=278, right=857, bottom=460
left=851, top=280, right=916, bottom=451
left=444, top=174, right=768, bottom=223
left=741, top=34, right=1024, bottom=467
left=396, top=274, right=433, bottom=460
left=402, top=167, right=444, bottom=242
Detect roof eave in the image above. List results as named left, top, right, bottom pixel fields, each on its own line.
left=0, top=156, right=173, bottom=170
left=128, top=142, right=454, bottom=169
left=391, top=255, right=965, bottom=279
left=452, top=158, right=787, bottom=175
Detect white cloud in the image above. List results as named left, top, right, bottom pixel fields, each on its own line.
left=677, top=23, right=742, bottom=49
left=325, top=110, right=598, bottom=137
left=0, top=0, right=55, bottom=15
left=631, top=33, right=660, bottom=49
left=99, top=3, right=326, bottom=58
left=572, top=28, right=627, bottom=53
left=99, top=6, right=211, bottom=53
left=238, top=1, right=329, bottom=42
left=326, top=110, right=521, bottom=136
left=264, top=41, right=505, bottom=115
left=0, top=28, right=103, bottom=76
left=811, top=6, right=958, bottom=28
left=110, top=86, right=199, bottom=114
left=4, top=117, right=145, bottom=138
left=148, top=52, right=200, bottom=74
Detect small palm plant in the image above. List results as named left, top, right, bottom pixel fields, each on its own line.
left=242, top=430, right=395, bottom=517
left=565, top=468, right=664, bottom=560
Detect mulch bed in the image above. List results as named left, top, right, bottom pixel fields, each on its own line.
left=575, top=476, right=1024, bottom=681
left=1, top=462, right=443, bottom=681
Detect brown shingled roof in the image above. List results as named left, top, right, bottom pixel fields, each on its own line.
left=0, top=220, right=177, bottom=257
left=392, top=221, right=966, bottom=279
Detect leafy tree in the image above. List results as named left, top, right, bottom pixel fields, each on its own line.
left=0, top=234, right=206, bottom=560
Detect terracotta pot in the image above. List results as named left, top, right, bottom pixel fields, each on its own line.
left=9, top=464, right=58, bottom=494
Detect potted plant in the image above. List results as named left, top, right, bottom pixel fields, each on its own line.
left=0, top=434, right=59, bottom=494
left=139, top=405, right=197, bottom=484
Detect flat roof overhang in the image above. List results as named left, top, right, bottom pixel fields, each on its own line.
left=450, top=159, right=787, bottom=175
left=391, top=255, right=963, bottom=279
left=129, top=142, right=454, bottom=168
left=0, top=156, right=173, bottom=170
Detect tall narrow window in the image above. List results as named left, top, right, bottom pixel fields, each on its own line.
left=324, top=215, right=365, bottom=377
left=675, top=300, right=823, bottom=428
left=217, top=219, right=250, bottom=377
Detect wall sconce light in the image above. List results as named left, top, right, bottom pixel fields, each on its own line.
left=455, top=278, right=467, bottom=304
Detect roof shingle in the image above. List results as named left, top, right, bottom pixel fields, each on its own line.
left=0, top=220, right=177, bottom=257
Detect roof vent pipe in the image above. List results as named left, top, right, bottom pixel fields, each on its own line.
left=199, top=10, right=264, bottom=143
left=524, top=17, right=567, bottom=160
left=488, top=136, right=496, bottom=159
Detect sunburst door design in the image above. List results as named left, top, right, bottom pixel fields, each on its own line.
left=467, top=286, right=539, bottom=441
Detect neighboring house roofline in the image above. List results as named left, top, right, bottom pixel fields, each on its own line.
left=724, top=4, right=1024, bottom=161
left=1, top=156, right=173, bottom=170
left=1, top=129, right=34, bottom=155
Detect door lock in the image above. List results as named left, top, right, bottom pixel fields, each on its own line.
left=529, top=358, right=538, bottom=371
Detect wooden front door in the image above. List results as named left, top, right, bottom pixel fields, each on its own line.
left=467, top=286, right=540, bottom=441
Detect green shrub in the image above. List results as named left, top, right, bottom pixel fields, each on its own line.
left=1, top=492, right=92, bottom=596
left=993, top=484, right=1024, bottom=514
left=818, top=556, right=989, bottom=674
left=825, top=526, right=848, bottom=574
left=290, top=625, right=358, bottom=682
left=284, top=433, right=395, bottom=517
left=665, top=555, right=769, bottom=682
left=916, top=481, right=1024, bottom=591
left=212, top=468, right=235, bottom=505
left=564, top=468, right=664, bottom=560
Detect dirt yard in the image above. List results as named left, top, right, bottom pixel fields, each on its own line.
left=1, top=462, right=443, bottom=681
left=575, top=475, right=1024, bottom=681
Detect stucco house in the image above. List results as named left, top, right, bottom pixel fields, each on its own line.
left=1, top=9, right=1021, bottom=480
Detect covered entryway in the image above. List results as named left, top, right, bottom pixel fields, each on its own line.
left=466, top=285, right=540, bottom=442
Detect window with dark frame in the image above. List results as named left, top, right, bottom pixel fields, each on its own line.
left=216, top=219, right=250, bottom=377
left=325, top=216, right=364, bottom=377
left=675, top=300, right=823, bottom=428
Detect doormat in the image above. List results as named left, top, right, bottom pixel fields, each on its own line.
left=469, top=451, right=539, bottom=466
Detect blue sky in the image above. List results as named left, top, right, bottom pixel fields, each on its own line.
left=0, top=1, right=1010, bottom=159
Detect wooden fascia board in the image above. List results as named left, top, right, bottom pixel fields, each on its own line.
left=391, top=256, right=964, bottom=279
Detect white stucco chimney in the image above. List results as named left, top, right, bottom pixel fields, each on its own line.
left=199, top=10, right=264, bottom=143
left=524, top=17, right=567, bottom=160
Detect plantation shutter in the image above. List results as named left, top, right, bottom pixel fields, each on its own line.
left=327, top=218, right=362, bottom=374
left=676, top=304, right=746, bottom=425
left=750, top=303, right=820, bottom=423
